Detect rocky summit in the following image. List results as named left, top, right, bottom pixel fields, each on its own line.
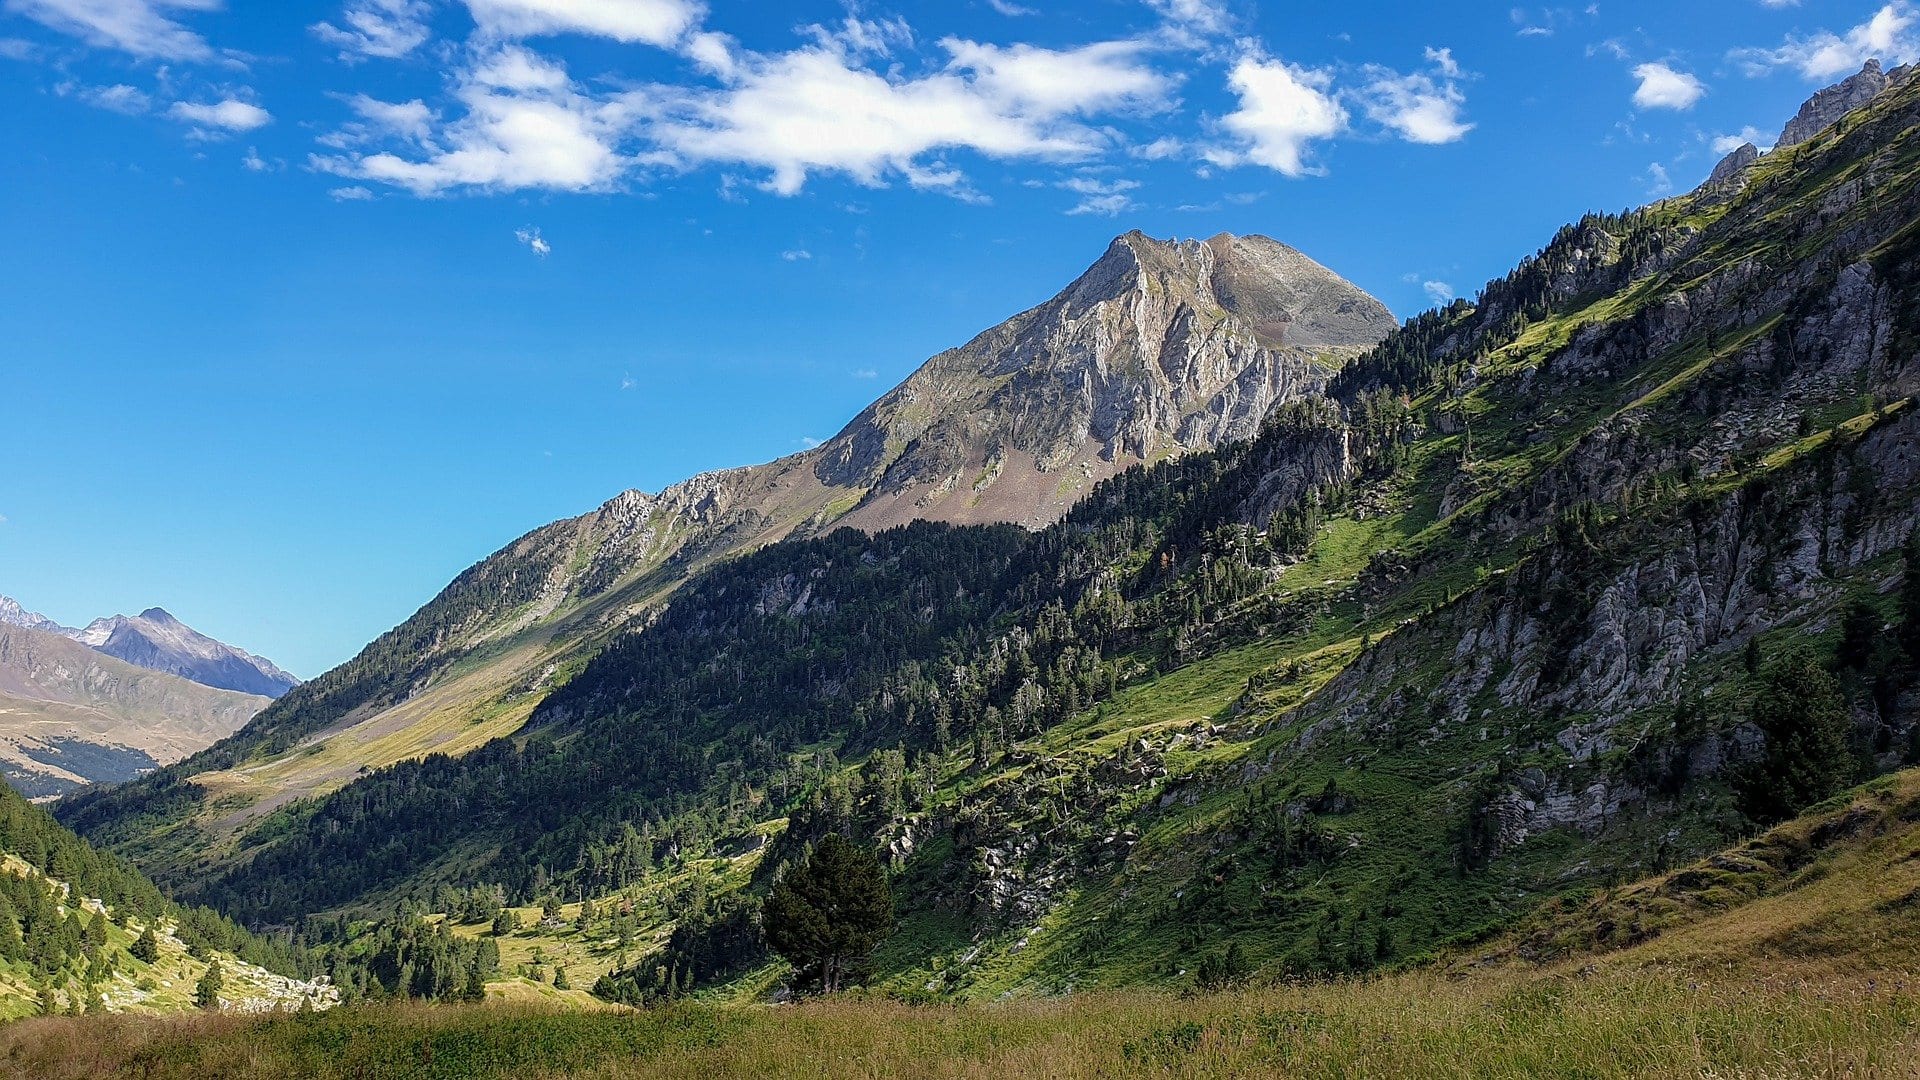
left=816, top=232, right=1395, bottom=529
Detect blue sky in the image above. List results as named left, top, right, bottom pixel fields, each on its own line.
left=1, top=0, right=1914, bottom=677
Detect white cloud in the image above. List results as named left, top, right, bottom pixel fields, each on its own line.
left=1147, top=0, right=1230, bottom=35
left=5, top=0, right=218, bottom=60
left=314, top=0, right=433, bottom=60
left=329, top=185, right=376, bottom=199
left=170, top=97, right=271, bottom=133
left=515, top=225, right=551, bottom=256
left=620, top=373, right=637, bottom=389
left=462, top=0, right=702, bottom=46
left=58, top=80, right=151, bottom=113
left=641, top=36, right=1171, bottom=196
left=1645, top=161, right=1673, bottom=196
left=339, top=93, right=437, bottom=143
left=1732, top=2, right=1919, bottom=79
left=1632, top=62, right=1706, bottom=110
left=780, top=248, right=811, bottom=260
left=986, top=0, right=1033, bottom=14
left=1423, top=280, right=1455, bottom=304
left=1058, top=174, right=1140, bottom=216
left=1210, top=54, right=1346, bottom=176
left=1130, top=135, right=1185, bottom=159
left=242, top=145, right=278, bottom=170
left=1712, top=125, right=1773, bottom=154
left=315, top=47, right=632, bottom=193
left=851, top=368, right=878, bottom=379
left=1356, top=48, right=1473, bottom=144
left=0, top=37, right=38, bottom=59
left=799, top=435, right=825, bottom=449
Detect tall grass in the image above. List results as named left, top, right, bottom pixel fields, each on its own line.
left=5, top=965, right=1916, bottom=1079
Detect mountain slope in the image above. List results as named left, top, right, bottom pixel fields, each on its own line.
left=57, top=232, right=1392, bottom=878
left=69, top=59, right=1920, bottom=1008
left=0, top=625, right=270, bottom=798
left=73, top=610, right=298, bottom=699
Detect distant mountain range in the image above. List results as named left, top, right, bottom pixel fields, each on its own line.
left=0, top=599, right=298, bottom=698
left=0, top=598, right=298, bottom=797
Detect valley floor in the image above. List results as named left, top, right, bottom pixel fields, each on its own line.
left=12, top=769, right=1920, bottom=1077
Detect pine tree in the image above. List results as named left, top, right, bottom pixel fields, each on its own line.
left=1739, top=650, right=1853, bottom=825
left=762, top=834, right=894, bottom=994
left=195, top=960, right=225, bottom=1009
left=130, top=926, right=160, bottom=964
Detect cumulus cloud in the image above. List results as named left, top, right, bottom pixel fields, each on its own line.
left=314, top=0, right=433, bottom=60
left=462, top=0, right=702, bottom=46
left=638, top=36, right=1172, bottom=196
left=1356, top=47, right=1473, bottom=144
left=515, top=225, right=551, bottom=255
left=316, top=27, right=1171, bottom=198
left=1058, top=175, right=1140, bottom=216
left=1712, top=125, right=1773, bottom=154
left=1632, top=62, right=1707, bottom=110
left=57, top=80, right=151, bottom=113
left=1147, top=0, right=1230, bottom=36
left=1732, top=2, right=1919, bottom=79
left=170, top=97, right=271, bottom=133
left=1423, top=280, right=1455, bottom=304
left=315, top=47, right=633, bottom=193
left=1209, top=54, right=1346, bottom=176
left=5, top=0, right=218, bottom=60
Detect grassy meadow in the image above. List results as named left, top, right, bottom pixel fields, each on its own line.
left=2, top=962, right=1914, bottom=1079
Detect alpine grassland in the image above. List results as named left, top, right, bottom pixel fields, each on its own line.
left=11, top=767, right=1920, bottom=1078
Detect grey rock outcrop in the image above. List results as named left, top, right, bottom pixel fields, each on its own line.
left=1701, top=141, right=1759, bottom=197
left=1779, top=60, right=1890, bottom=147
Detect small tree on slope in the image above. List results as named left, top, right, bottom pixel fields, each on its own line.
left=762, top=834, right=894, bottom=994
left=1738, top=650, right=1853, bottom=826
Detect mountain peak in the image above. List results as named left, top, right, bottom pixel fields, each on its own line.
left=810, top=230, right=1395, bottom=530
left=1778, top=58, right=1912, bottom=147
left=0, top=596, right=72, bottom=637
left=74, top=609, right=300, bottom=698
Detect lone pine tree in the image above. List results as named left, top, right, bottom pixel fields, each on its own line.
left=1739, top=650, right=1853, bottom=825
left=762, top=834, right=893, bottom=994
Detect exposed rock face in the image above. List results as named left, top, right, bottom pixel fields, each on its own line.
left=76, top=608, right=299, bottom=698
left=816, top=232, right=1395, bottom=530
left=1779, top=60, right=1890, bottom=147
left=0, top=624, right=269, bottom=797
left=1703, top=142, right=1759, bottom=192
